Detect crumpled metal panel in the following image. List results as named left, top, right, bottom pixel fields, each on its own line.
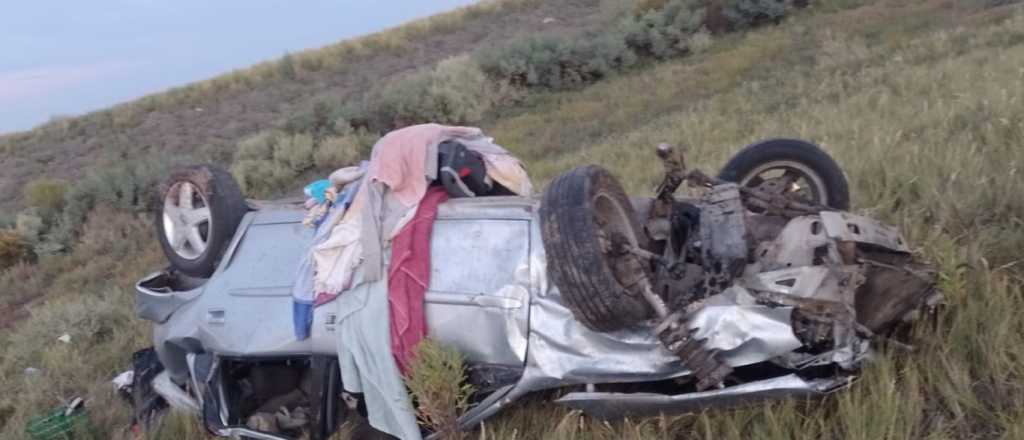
left=743, top=266, right=831, bottom=299
left=515, top=237, right=802, bottom=393
left=753, top=216, right=831, bottom=271
left=554, top=373, right=852, bottom=419
left=819, top=211, right=909, bottom=252
left=687, top=286, right=803, bottom=366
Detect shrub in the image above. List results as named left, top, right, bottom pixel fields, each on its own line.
left=722, top=0, right=789, bottom=29
left=231, top=159, right=295, bottom=197
left=363, top=56, right=496, bottom=130
left=22, top=177, right=69, bottom=218
left=403, top=339, right=474, bottom=440
left=236, top=130, right=283, bottom=162
left=51, top=159, right=168, bottom=250
left=314, top=135, right=362, bottom=170
left=231, top=127, right=370, bottom=195
left=273, top=133, right=316, bottom=172
left=285, top=100, right=335, bottom=140
left=15, top=211, right=44, bottom=242
left=621, top=0, right=707, bottom=58
left=278, top=52, right=297, bottom=80
left=0, top=230, right=35, bottom=269
left=477, top=32, right=638, bottom=90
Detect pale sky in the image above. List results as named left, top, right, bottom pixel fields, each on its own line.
left=0, top=0, right=478, bottom=134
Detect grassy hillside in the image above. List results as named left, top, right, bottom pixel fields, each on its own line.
left=2, top=0, right=1023, bottom=438
left=0, top=0, right=611, bottom=212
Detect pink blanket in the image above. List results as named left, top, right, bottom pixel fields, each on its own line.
left=388, top=186, right=449, bottom=372
left=367, top=123, right=480, bottom=207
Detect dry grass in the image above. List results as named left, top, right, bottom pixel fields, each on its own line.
left=1, top=1, right=1022, bottom=439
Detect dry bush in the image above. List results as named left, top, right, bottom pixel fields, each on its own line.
left=0, top=230, right=34, bottom=270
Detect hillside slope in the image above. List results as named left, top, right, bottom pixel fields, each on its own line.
left=0, top=0, right=607, bottom=211
left=1, top=0, right=1023, bottom=439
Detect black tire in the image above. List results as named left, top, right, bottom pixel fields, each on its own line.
left=540, top=165, right=651, bottom=332
left=155, top=165, right=247, bottom=278
left=717, top=139, right=850, bottom=210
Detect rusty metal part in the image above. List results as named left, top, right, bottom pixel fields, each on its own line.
left=686, top=169, right=826, bottom=218
left=601, top=226, right=731, bottom=391
left=698, top=183, right=748, bottom=297
left=646, top=144, right=688, bottom=241
left=854, top=253, right=939, bottom=334
left=653, top=311, right=733, bottom=391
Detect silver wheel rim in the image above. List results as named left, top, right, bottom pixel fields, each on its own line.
left=162, top=181, right=211, bottom=260
left=739, top=160, right=828, bottom=207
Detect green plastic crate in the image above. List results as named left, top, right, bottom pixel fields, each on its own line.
left=24, top=405, right=88, bottom=440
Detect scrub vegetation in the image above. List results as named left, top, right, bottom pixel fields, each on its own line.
left=1, top=0, right=1023, bottom=438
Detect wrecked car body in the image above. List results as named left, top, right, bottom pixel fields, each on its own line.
left=133, top=133, right=938, bottom=439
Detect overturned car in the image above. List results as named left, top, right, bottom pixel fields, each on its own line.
left=132, top=130, right=938, bottom=439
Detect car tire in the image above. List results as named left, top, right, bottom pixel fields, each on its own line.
left=540, top=165, right=651, bottom=332
left=155, top=165, right=248, bottom=278
left=717, top=138, right=850, bottom=210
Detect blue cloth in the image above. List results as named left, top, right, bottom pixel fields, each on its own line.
left=292, top=167, right=365, bottom=340
left=303, top=179, right=333, bottom=204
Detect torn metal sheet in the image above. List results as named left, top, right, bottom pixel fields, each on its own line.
left=819, top=211, right=910, bottom=252
left=555, top=373, right=853, bottom=419
left=687, top=286, right=803, bottom=366
left=743, top=266, right=831, bottom=299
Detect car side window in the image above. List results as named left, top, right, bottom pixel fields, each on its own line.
left=227, top=222, right=312, bottom=290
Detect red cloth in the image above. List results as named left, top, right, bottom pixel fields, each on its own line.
left=389, top=186, right=449, bottom=373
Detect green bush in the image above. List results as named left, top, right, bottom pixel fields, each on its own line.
left=278, top=52, right=298, bottom=80
left=51, top=159, right=169, bottom=251
left=235, top=130, right=283, bottom=162
left=22, top=178, right=69, bottom=218
left=284, top=100, right=336, bottom=140
left=314, top=135, right=362, bottom=170
left=231, top=129, right=362, bottom=196
left=622, top=0, right=707, bottom=58
left=722, top=0, right=789, bottom=29
left=403, top=339, right=474, bottom=440
left=363, top=56, right=497, bottom=130
left=477, top=32, right=637, bottom=89
left=273, top=133, right=316, bottom=172
left=0, top=230, right=35, bottom=269
left=231, top=159, right=295, bottom=197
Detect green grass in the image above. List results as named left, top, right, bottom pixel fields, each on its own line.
left=1, top=0, right=1023, bottom=439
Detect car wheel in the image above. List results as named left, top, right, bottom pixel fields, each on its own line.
left=155, top=165, right=248, bottom=277
left=717, top=138, right=850, bottom=210
left=541, top=165, right=651, bottom=332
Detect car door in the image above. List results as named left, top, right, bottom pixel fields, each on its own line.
left=203, top=215, right=314, bottom=356
left=424, top=216, right=532, bottom=367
